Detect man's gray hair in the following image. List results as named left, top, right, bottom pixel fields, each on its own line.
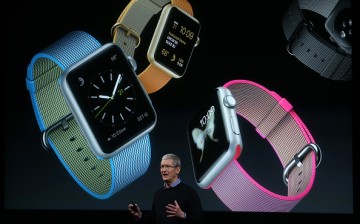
left=162, top=153, right=181, bottom=167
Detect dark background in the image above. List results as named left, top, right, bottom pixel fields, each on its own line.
left=4, top=0, right=355, bottom=223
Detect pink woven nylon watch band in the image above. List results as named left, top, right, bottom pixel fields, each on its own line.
left=211, top=79, right=320, bottom=212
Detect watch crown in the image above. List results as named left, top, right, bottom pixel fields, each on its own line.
left=223, top=95, right=236, bottom=109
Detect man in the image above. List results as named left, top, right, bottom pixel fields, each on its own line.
left=128, top=153, right=204, bottom=224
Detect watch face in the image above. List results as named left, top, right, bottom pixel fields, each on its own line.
left=61, top=43, right=157, bottom=159
left=88, top=69, right=136, bottom=127
left=325, top=0, right=352, bottom=55
left=148, top=4, right=201, bottom=78
left=187, top=87, right=242, bottom=188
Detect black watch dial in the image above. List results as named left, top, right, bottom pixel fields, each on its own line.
left=89, top=69, right=136, bottom=127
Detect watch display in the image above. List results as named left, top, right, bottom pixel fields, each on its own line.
left=148, top=4, right=201, bottom=78
left=187, top=87, right=242, bottom=188
left=62, top=43, right=157, bottom=158
left=88, top=69, right=137, bottom=127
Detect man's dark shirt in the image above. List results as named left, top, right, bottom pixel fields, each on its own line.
left=138, top=181, right=204, bottom=224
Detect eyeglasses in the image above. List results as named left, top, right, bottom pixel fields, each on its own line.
left=160, top=165, right=177, bottom=170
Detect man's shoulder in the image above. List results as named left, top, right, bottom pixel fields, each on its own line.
left=178, top=182, right=198, bottom=192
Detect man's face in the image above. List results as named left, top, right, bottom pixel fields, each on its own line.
left=160, top=159, right=180, bottom=184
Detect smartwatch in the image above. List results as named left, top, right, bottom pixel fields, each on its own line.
left=26, top=31, right=157, bottom=199
left=187, top=79, right=322, bottom=212
left=112, top=0, right=201, bottom=94
left=282, top=0, right=352, bottom=81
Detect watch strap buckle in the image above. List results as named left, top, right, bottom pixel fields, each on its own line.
left=283, top=143, right=322, bottom=186
left=111, top=22, right=141, bottom=48
left=286, top=20, right=314, bottom=56
left=41, top=113, right=73, bottom=150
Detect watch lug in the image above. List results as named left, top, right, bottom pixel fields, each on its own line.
left=127, top=56, right=137, bottom=72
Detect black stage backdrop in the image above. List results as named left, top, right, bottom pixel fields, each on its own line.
left=4, top=0, right=355, bottom=223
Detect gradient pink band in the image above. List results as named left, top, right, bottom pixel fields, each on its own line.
left=211, top=79, right=319, bottom=212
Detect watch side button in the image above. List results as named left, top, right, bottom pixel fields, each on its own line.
left=127, top=56, right=137, bottom=71
left=230, top=116, right=240, bottom=135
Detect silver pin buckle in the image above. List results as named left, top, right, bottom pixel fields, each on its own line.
left=41, top=114, right=73, bottom=150
left=283, top=143, right=322, bottom=186
left=286, top=20, right=314, bottom=56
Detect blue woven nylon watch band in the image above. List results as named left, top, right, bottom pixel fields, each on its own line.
left=26, top=31, right=151, bottom=199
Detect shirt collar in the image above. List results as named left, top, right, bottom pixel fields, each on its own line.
left=164, top=178, right=181, bottom=189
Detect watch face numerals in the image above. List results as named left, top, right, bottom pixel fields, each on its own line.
left=89, top=69, right=136, bottom=127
